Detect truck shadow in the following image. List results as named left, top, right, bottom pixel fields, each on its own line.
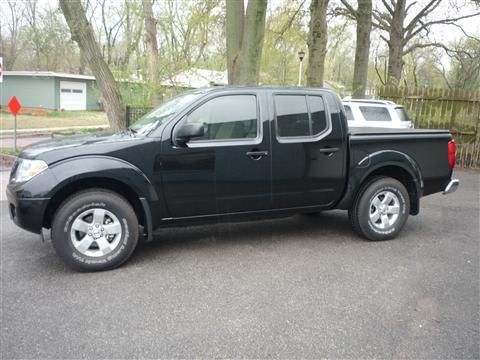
left=131, top=210, right=357, bottom=264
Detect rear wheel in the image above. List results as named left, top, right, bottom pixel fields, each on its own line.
left=349, top=177, right=410, bottom=241
left=51, top=189, right=139, bottom=272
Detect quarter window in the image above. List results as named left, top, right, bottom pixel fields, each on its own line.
left=359, top=106, right=392, bottom=122
left=309, top=96, right=327, bottom=135
left=344, top=105, right=354, bottom=120
left=275, top=95, right=329, bottom=138
left=185, top=95, right=258, bottom=141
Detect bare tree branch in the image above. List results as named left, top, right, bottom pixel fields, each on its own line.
left=403, top=42, right=474, bottom=58
left=404, top=1, right=417, bottom=16
left=374, top=56, right=386, bottom=85
left=405, top=11, right=480, bottom=43
left=339, top=0, right=357, bottom=18
left=372, top=11, right=390, bottom=31
left=380, top=0, right=394, bottom=15
left=404, top=0, right=440, bottom=32
left=273, top=0, right=306, bottom=46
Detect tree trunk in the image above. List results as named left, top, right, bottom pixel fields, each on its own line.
left=226, top=0, right=267, bottom=85
left=142, top=0, right=162, bottom=106
left=59, top=0, right=125, bottom=131
left=351, top=0, right=372, bottom=98
left=236, top=0, right=268, bottom=85
left=226, top=0, right=244, bottom=84
left=386, top=0, right=406, bottom=85
left=306, top=0, right=329, bottom=87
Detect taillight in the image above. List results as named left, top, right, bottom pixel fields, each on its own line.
left=448, top=139, right=456, bottom=169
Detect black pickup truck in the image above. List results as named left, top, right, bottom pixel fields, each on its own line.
left=7, top=87, right=459, bottom=271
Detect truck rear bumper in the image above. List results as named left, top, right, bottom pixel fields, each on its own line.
left=443, top=179, right=459, bottom=195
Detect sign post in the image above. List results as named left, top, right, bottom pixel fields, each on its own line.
left=8, top=96, right=22, bottom=152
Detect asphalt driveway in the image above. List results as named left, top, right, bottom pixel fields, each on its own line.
left=1, top=169, right=479, bottom=359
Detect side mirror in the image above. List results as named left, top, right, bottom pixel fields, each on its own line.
left=175, top=123, right=205, bottom=145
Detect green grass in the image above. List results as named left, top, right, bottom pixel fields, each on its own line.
left=0, top=147, right=22, bottom=156
left=0, top=111, right=109, bottom=130
left=51, top=128, right=107, bottom=136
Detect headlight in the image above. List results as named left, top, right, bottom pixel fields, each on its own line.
left=10, top=159, right=48, bottom=183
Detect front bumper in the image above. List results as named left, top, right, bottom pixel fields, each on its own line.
left=443, top=179, right=459, bottom=195
left=6, top=184, right=50, bottom=234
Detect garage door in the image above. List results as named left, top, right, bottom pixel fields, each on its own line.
left=60, top=81, right=87, bottom=110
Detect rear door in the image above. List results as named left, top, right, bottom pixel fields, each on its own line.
left=271, top=91, right=347, bottom=208
left=160, top=91, right=272, bottom=218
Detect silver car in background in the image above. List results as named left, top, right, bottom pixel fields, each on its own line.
left=343, top=99, right=414, bottom=129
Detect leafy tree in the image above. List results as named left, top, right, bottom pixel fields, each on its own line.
left=60, top=0, right=126, bottom=130
left=447, top=38, right=480, bottom=89
left=372, top=0, right=480, bottom=85
left=261, top=0, right=308, bottom=85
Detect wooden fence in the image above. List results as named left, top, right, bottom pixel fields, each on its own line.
left=377, top=86, right=480, bottom=168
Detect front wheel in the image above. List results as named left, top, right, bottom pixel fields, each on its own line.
left=51, top=189, right=139, bottom=272
left=349, top=177, right=410, bottom=241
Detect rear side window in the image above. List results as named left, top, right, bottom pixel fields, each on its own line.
left=344, top=105, right=354, bottom=120
left=275, top=95, right=310, bottom=137
left=274, top=95, right=329, bottom=138
left=359, top=106, right=392, bottom=122
left=395, top=107, right=411, bottom=122
left=185, top=95, right=258, bottom=141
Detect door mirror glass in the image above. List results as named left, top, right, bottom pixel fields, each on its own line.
left=175, top=123, right=205, bottom=145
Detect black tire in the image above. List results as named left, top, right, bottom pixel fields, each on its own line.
left=51, top=189, right=139, bottom=272
left=349, top=177, right=410, bottom=241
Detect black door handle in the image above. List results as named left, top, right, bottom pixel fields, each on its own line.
left=319, top=147, right=339, bottom=155
left=246, top=150, right=268, bottom=160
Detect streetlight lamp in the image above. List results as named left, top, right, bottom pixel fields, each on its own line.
left=297, top=50, right=305, bottom=86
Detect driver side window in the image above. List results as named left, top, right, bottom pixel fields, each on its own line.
left=185, top=95, right=258, bottom=141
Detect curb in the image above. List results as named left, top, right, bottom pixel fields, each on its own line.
left=0, top=125, right=109, bottom=136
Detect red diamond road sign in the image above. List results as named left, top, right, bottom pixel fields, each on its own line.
left=8, top=96, right=22, bottom=116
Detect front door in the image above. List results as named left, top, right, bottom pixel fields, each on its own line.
left=160, top=93, right=271, bottom=218
left=271, top=92, right=347, bottom=209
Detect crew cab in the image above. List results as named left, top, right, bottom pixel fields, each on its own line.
left=7, top=87, right=459, bottom=272
left=343, top=99, right=414, bottom=129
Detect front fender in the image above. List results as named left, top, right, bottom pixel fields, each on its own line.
left=48, top=156, right=159, bottom=201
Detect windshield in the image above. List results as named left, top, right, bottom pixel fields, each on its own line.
left=130, top=91, right=204, bottom=134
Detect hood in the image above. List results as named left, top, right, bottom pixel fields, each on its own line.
left=20, top=131, right=145, bottom=163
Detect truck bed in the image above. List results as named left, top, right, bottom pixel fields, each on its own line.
left=347, top=127, right=453, bottom=196
left=348, top=127, right=450, bottom=136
